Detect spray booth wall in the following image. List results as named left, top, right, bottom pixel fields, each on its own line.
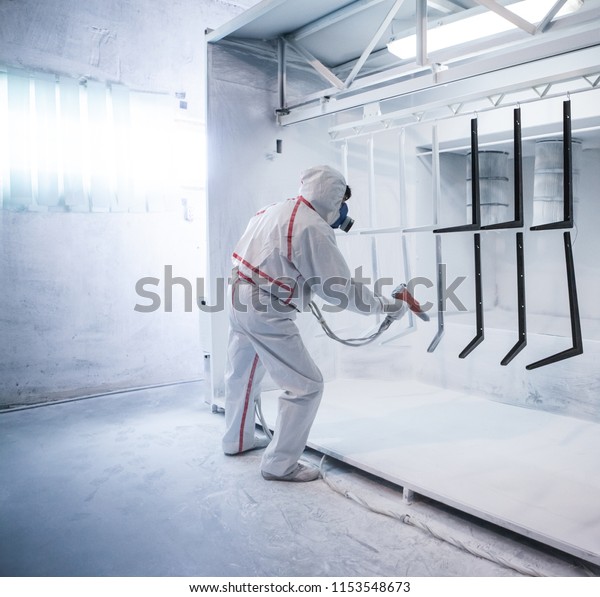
left=208, top=43, right=600, bottom=424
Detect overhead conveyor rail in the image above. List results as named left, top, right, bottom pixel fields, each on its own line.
left=206, top=0, right=600, bottom=130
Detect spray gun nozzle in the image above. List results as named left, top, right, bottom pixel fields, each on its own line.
left=392, top=284, right=430, bottom=322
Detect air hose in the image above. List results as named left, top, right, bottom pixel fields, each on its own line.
left=255, top=395, right=273, bottom=440
left=255, top=302, right=397, bottom=436
left=308, top=283, right=429, bottom=347
left=308, top=301, right=396, bottom=347
left=318, top=456, right=551, bottom=577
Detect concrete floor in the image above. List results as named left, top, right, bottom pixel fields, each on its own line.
left=0, top=382, right=596, bottom=577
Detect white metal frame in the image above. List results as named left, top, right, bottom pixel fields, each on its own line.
left=271, top=1, right=600, bottom=125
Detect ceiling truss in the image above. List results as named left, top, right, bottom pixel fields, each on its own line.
left=327, top=69, right=600, bottom=140
left=273, top=0, right=599, bottom=125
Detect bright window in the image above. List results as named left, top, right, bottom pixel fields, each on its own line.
left=0, top=67, right=205, bottom=213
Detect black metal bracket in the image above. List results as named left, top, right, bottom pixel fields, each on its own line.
left=476, top=107, right=527, bottom=364
left=481, top=107, right=524, bottom=230
left=530, top=100, right=574, bottom=231
left=526, top=99, right=583, bottom=369
left=526, top=231, right=583, bottom=369
left=459, top=233, right=484, bottom=358
left=434, top=118, right=481, bottom=234
left=501, top=232, right=527, bottom=365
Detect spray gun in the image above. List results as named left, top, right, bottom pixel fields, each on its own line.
left=391, top=283, right=430, bottom=322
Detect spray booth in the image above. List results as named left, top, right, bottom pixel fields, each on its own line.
left=205, top=0, right=600, bottom=565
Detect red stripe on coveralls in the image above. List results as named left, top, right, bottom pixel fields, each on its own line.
left=237, top=270, right=254, bottom=285
left=239, top=354, right=260, bottom=452
left=232, top=253, right=294, bottom=292
left=238, top=264, right=297, bottom=307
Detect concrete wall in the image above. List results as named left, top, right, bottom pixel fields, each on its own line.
left=0, top=0, right=259, bottom=407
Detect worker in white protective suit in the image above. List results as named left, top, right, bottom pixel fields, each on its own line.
left=222, top=165, right=408, bottom=482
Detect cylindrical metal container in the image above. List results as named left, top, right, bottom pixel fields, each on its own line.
left=532, top=138, right=582, bottom=225
left=466, top=150, right=510, bottom=226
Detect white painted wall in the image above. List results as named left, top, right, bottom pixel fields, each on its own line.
left=0, top=0, right=259, bottom=406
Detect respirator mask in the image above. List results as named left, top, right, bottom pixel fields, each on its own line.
left=331, top=185, right=354, bottom=233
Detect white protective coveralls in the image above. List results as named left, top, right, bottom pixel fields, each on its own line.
left=222, top=165, right=401, bottom=477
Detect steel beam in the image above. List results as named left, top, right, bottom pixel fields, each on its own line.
left=416, top=0, right=428, bottom=67
left=277, top=37, right=288, bottom=114
left=344, top=0, right=408, bottom=88
left=280, top=29, right=600, bottom=125
left=536, top=0, right=569, bottom=34
left=284, top=37, right=345, bottom=90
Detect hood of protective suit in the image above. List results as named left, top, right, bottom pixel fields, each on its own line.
left=299, top=165, right=347, bottom=226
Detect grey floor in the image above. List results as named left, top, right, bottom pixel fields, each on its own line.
left=0, top=382, right=596, bottom=577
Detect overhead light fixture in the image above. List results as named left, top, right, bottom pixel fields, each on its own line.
left=387, top=0, right=584, bottom=59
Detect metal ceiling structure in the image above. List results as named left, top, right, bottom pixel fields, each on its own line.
left=206, top=0, right=600, bottom=129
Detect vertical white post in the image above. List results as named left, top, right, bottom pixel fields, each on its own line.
left=432, top=124, right=441, bottom=225
left=399, top=128, right=414, bottom=327
left=368, top=135, right=379, bottom=290
left=341, top=139, right=349, bottom=181
left=416, top=0, right=428, bottom=67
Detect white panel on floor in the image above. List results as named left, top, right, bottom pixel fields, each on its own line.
left=261, top=378, right=600, bottom=566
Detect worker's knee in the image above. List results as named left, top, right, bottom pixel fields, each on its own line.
left=286, top=371, right=323, bottom=400
left=306, top=373, right=324, bottom=398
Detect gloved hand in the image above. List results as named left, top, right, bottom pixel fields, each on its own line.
left=383, top=297, right=409, bottom=320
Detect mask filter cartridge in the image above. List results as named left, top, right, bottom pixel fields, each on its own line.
left=331, top=202, right=354, bottom=233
